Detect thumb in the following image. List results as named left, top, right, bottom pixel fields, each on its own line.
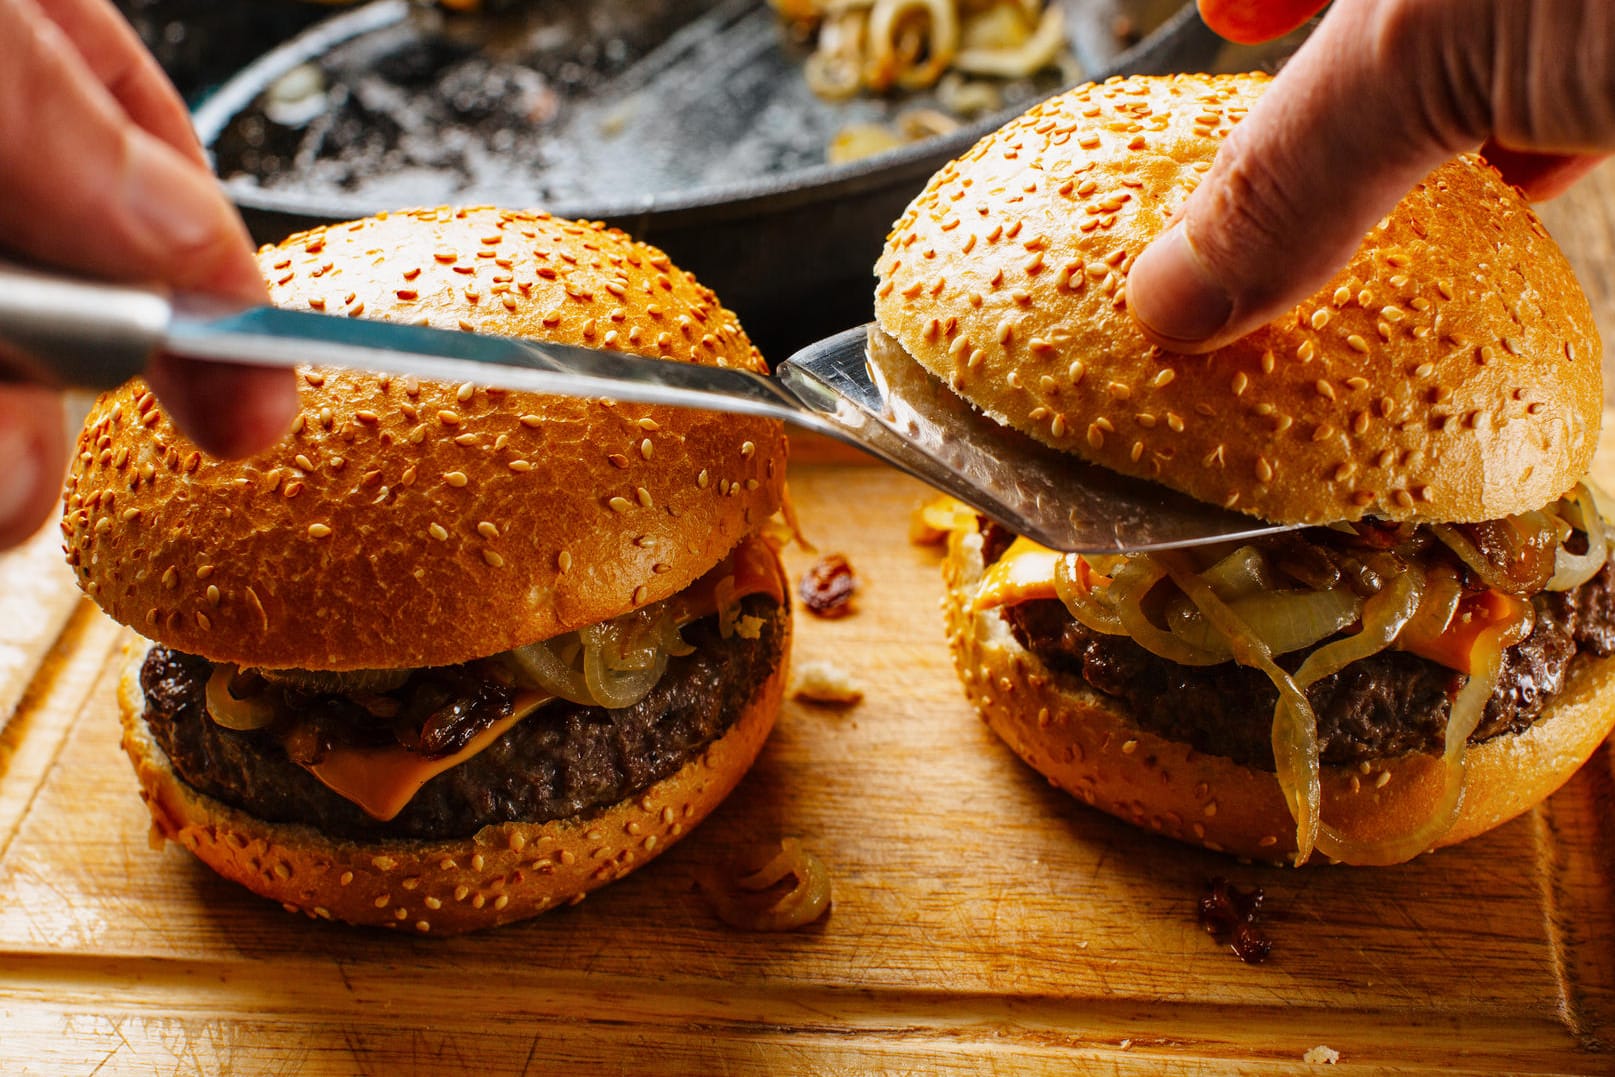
left=1128, top=1, right=1481, bottom=353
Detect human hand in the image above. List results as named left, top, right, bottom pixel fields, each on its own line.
left=0, top=0, right=296, bottom=547
left=1127, top=0, right=1614, bottom=353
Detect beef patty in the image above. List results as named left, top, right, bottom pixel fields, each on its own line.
left=983, top=529, right=1615, bottom=771
left=139, top=596, right=786, bottom=841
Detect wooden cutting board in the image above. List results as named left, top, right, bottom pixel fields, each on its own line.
left=2, top=418, right=1613, bottom=1075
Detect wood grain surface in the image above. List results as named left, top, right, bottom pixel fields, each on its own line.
left=2, top=166, right=1615, bottom=1077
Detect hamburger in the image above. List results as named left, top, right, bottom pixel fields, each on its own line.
left=876, top=73, right=1615, bottom=865
left=61, top=206, right=792, bottom=932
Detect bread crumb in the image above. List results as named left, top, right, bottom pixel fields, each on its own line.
left=791, top=660, right=863, bottom=704
left=1303, top=1045, right=1340, bottom=1065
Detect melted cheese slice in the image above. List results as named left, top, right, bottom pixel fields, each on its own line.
left=270, top=534, right=786, bottom=822
left=307, top=690, right=552, bottom=822
left=974, top=535, right=1062, bottom=611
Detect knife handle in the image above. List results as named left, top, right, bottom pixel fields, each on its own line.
left=0, top=259, right=172, bottom=390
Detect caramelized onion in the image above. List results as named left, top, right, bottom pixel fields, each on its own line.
left=699, top=839, right=833, bottom=931
left=205, top=665, right=277, bottom=731
left=1156, top=552, right=1324, bottom=862
left=508, top=635, right=594, bottom=705
left=1165, top=586, right=1362, bottom=662
left=1200, top=545, right=1275, bottom=601
left=1292, top=571, right=1425, bottom=689
left=507, top=601, right=694, bottom=709
left=1433, top=513, right=1560, bottom=595
left=1110, top=557, right=1228, bottom=667
left=1053, top=553, right=1125, bottom=635
left=1547, top=484, right=1609, bottom=591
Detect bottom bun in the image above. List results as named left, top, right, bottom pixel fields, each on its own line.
left=942, top=528, right=1615, bottom=864
left=117, top=625, right=788, bottom=934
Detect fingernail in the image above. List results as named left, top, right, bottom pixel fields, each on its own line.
left=1129, top=223, right=1234, bottom=346
left=122, top=135, right=220, bottom=253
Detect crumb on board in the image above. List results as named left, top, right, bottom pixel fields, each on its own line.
left=1303, top=1045, right=1340, bottom=1065
left=791, top=660, right=864, bottom=705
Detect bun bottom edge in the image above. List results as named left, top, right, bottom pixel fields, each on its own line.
left=941, top=528, right=1615, bottom=865
left=115, top=623, right=790, bottom=935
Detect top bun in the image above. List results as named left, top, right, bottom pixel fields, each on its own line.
left=875, top=73, right=1601, bottom=524
left=63, top=207, right=787, bottom=671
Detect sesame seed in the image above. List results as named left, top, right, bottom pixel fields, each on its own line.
left=639, top=438, right=654, bottom=460
left=442, top=471, right=468, bottom=487
left=609, top=496, right=633, bottom=513
left=1346, top=334, right=1371, bottom=354
left=1310, top=308, right=1331, bottom=330
left=558, top=550, right=573, bottom=572
left=438, top=410, right=461, bottom=426
left=633, top=585, right=649, bottom=605
left=456, top=382, right=475, bottom=402
left=508, top=459, right=533, bottom=472
left=519, top=414, right=543, bottom=428
left=483, top=550, right=505, bottom=567
left=636, top=486, right=653, bottom=507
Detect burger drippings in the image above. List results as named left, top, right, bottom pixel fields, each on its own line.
left=956, top=484, right=1615, bottom=865
left=1197, top=877, right=1272, bottom=964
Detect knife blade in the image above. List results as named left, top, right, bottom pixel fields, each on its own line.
left=0, top=259, right=1290, bottom=553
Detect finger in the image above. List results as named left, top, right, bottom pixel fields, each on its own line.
left=1196, top=0, right=1330, bottom=44
left=143, top=354, right=300, bottom=460
left=1128, top=2, right=1481, bottom=352
left=0, top=0, right=297, bottom=453
left=0, top=0, right=264, bottom=302
left=30, top=0, right=205, bottom=165
left=0, top=386, right=67, bottom=549
left=1480, top=142, right=1609, bottom=201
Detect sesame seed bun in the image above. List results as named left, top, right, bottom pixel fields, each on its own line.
left=62, top=207, right=787, bottom=670
left=875, top=73, right=1602, bottom=525
left=117, top=634, right=787, bottom=934
left=942, top=527, right=1615, bottom=863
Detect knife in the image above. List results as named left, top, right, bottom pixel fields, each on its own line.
left=0, top=259, right=1288, bottom=553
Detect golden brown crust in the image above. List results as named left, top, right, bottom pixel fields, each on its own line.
left=942, top=527, right=1615, bottom=863
left=877, top=73, right=1602, bottom=525
left=116, top=611, right=790, bottom=934
left=63, top=207, right=787, bottom=670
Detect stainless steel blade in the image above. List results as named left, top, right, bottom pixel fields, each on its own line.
left=0, top=254, right=1294, bottom=553
left=776, top=327, right=1292, bottom=553
left=163, top=302, right=829, bottom=429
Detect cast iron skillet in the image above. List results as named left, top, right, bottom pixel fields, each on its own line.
left=196, top=0, right=1222, bottom=353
